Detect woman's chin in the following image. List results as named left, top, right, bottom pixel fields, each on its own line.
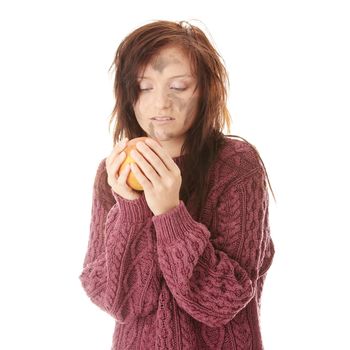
left=149, top=132, right=173, bottom=142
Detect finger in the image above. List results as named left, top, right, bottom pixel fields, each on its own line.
left=106, top=138, right=128, bottom=167
left=135, top=141, right=169, bottom=177
left=144, top=138, right=177, bottom=171
left=130, top=162, right=151, bottom=190
left=109, top=138, right=128, bottom=159
left=117, top=163, right=131, bottom=186
left=108, top=151, right=126, bottom=183
left=131, top=149, right=160, bottom=185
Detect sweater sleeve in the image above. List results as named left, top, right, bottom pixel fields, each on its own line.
left=79, top=159, right=160, bottom=323
left=152, top=167, right=273, bottom=327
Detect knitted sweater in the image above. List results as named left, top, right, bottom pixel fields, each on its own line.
left=79, top=137, right=275, bottom=350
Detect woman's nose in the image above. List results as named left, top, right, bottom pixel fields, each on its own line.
left=154, top=89, right=171, bottom=109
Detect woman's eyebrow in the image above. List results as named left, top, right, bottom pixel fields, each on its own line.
left=169, top=74, right=193, bottom=79
left=137, top=74, right=193, bottom=80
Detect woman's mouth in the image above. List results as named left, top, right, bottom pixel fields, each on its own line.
left=151, top=117, right=174, bottom=123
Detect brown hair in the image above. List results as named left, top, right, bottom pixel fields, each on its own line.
left=108, top=20, right=275, bottom=217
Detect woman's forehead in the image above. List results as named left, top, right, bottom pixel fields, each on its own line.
left=139, top=47, right=195, bottom=78
left=151, top=48, right=188, bottom=68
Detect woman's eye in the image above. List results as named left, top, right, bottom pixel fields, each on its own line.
left=138, top=86, right=186, bottom=92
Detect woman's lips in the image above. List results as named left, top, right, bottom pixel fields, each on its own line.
left=151, top=117, right=174, bottom=120
left=151, top=117, right=174, bottom=123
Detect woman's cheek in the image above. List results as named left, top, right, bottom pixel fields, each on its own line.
left=183, top=96, right=199, bottom=126
left=134, top=99, right=145, bottom=119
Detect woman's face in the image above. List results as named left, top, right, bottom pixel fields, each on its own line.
left=133, top=46, right=199, bottom=146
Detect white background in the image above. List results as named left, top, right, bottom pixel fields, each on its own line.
left=0, top=0, right=349, bottom=349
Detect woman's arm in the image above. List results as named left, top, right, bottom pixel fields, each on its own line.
left=153, top=167, right=274, bottom=327
left=79, top=159, right=160, bottom=323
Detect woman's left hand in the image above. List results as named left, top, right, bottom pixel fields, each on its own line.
left=130, top=138, right=182, bottom=216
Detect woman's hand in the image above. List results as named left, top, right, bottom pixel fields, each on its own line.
left=129, top=138, right=182, bottom=215
left=106, top=138, right=142, bottom=201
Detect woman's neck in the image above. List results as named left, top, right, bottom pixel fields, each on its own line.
left=154, top=137, right=184, bottom=158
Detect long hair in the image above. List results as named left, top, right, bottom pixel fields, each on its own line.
left=108, top=20, right=275, bottom=217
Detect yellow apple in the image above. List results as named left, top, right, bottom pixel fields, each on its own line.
left=118, top=137, right=155, bottom=191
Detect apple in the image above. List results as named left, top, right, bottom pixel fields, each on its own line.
left=118, top=137, right=158, bottom=191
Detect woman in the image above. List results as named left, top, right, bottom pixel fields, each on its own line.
left=79, top=20, right=275, bottom=350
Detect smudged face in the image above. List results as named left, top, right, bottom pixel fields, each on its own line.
left=133, top=46, right=199, bottom=149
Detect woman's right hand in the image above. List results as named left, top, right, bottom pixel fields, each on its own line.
left=106, top=138, right=142, bottom=201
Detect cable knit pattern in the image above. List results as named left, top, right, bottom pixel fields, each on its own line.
left=79, top=137, right=275, bottom=349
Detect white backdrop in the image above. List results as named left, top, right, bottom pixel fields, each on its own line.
left=0, top=0, right=349, bottom=349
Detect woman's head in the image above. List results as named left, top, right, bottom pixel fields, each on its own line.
left=109, top=20, right=231, bottom=148
left=134, top=45, right=200, bottom=148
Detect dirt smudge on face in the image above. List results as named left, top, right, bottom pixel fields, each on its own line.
left=168, top=92, right=187, bottom=112
left=151, top=55, right=181, bottom=74
left=166, top=90, right=199, bottom=128
left=148, top=121, right=175, bottom=140
left=184, top=95, right=199, bottom=128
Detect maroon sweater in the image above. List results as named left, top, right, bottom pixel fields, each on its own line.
left=79, top=137, right=275, bottom=349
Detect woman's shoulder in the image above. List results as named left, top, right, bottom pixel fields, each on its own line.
left=215, top=135, right=266, bottom=183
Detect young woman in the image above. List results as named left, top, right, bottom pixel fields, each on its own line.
left=79, top=20, right=275, bottom=350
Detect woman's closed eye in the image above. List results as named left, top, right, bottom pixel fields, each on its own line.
left=139, top=86, right=187, bottom=92
left=170, top=87, right=187, bottom=91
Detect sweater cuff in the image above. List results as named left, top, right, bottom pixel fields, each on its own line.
left=152, top=201, right=205, bottom=244
left=111, top=189, right=152, bottom=222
